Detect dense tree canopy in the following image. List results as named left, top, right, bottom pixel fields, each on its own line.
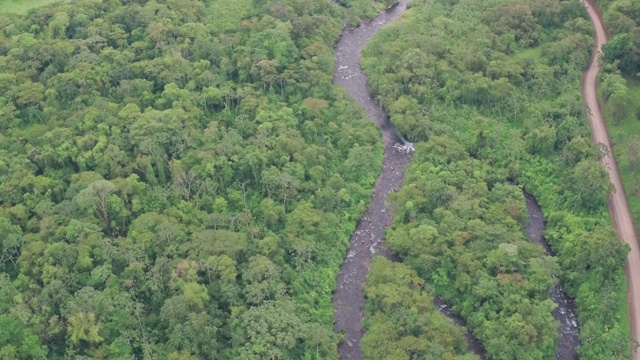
left=0, top=0, right=632, bottom=358
left=387, top=141, right=560, bottom=359
left=362, top=258, right=478, bottom=360
left=597, top=0, right=640, bottom=76
left=0, top=0, right=397, bottom=358
left=361, top=0, right=630, bottom=358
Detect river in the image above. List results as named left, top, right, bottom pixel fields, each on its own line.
left=331, top=2, right=413, bottom=359
left=330, top=1, right=579, bottom=359
left=524, top=193, right=580, bottom=359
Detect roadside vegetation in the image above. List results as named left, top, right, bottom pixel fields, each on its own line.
left=362, top=257, right=478, bottom=360
left=0, top=0, right=404, bottom=358
left=361, top=0, right=631, bottom=358
left=595, top=0, right=640, bottom=230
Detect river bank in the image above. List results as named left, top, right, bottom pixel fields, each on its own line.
left=331, top=2, right=413, bottom=359
left=331, top=1, right=485, bottom=358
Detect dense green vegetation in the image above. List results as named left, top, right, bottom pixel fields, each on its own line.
left=0, top=0, right=64, bottom=15
left=598, top=0, right=640, bottom=77
left=361, top=0, right=631, bottom=358
left=595, top=0, right=640, bottom=229
left=598, top=72, right=640, bottom=227
left=362, top=257, right=478, bottom=360
left=0, top=0, right=405, bottom=358
left=336, top=0, right=397, bottom=27
left=2, top=0, right=634, bottom=357
left=0, top=0, right=56, bottom=14
left=387, top=142, right=561, bottom=359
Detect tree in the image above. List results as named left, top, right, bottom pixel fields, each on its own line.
left=74, top=180, right=118, bottom=233
left=575, top=227, right=629, bottom=283
left=602, top=32, right=640, bottom=75
left=484, top=3, right=540, bottom=47
left=525, top=125, right=557, bottom=156
left=564, top=159, right=614, bottom=211
left=607, top=87, right=631, bottom=123
left=0, top=315, right=47, bottom=360
left=67, top=312, right=104, bottom=345
left=601, top=71, right=632, bottom=123
left=0, top=217, right=22, bottom=268
left=13, top=82, right=44, bottom=108
left=235, top=300, right=306, bottom=360
left=47, top=12, right=70, bottom=39
left=561, top=136, right=599, bottom=165
left=242, top=255, right=284, bottom=305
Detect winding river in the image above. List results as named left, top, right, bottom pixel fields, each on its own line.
left=331, top=1, right=580, bottom=359
left=331, top=1, right=485, bottom=358
left=331, top=2, right=413, bottom=359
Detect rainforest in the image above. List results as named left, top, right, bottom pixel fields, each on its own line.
left=0, top=0, right=637, bottom=359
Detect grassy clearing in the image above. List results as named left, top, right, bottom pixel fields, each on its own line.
left=0, top=0, right=61, bottom=14
left=600, top=78, right=640, bottom=230
left=207, top=0, right=255, bottom=33
left=513, top=45, right=543, bottom=61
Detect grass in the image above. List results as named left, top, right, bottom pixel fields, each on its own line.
left=618, top=275, right=631, bottom=346
left=0, top=0, right=62, bottom=14
left=513, top=45, right=543, bottom=62
left=207, top=0, right=255, bottom=34
left=600, top=77, right=640, bottom=231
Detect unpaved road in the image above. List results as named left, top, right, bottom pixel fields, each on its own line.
left=582, top=0, right=640, bottom=358
left=332, top=0, right=611, bottom=358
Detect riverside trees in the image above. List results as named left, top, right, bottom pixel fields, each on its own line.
left=595, top=0, right=640, bottom=231
left=362, top=258, right=477, bottom=360
left=362, top=0, right=630, bottom=358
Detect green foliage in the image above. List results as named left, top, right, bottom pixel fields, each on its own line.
left=598, top=0, right=640, bottom=76
left=0, top=0, right=65, bottom=15
left=338, top=0, right=398, bottom=27
left=563, top=159, right=614, bottom=212
left=598, top=74, right=640, bottom=223
left=361, top=0, right=630, bottom=358
left=387, top=143, right=559, bottom=359
left=596, top=17, right=640, bottom=358
left=0, top=0, right=389, bottom=358
left=362, top=258, right=477, bottom=360
left=598, top=42, right=640, bottom=232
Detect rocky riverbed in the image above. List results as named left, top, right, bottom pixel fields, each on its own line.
left=331, top=1, right=483, bottom=359
left=330, top=1, right=579, bottom=359
left=524, top=193, right=580, bottom=359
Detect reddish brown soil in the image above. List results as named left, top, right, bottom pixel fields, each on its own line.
left=582, top=1, right=640, bottom=358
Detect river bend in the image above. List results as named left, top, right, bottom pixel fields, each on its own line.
left=331, top=2, right=412, bottom=359
left=331, top=1, right=579, bottom=359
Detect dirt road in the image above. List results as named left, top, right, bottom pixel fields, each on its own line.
left=582, top=1, right=640, bottom=357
